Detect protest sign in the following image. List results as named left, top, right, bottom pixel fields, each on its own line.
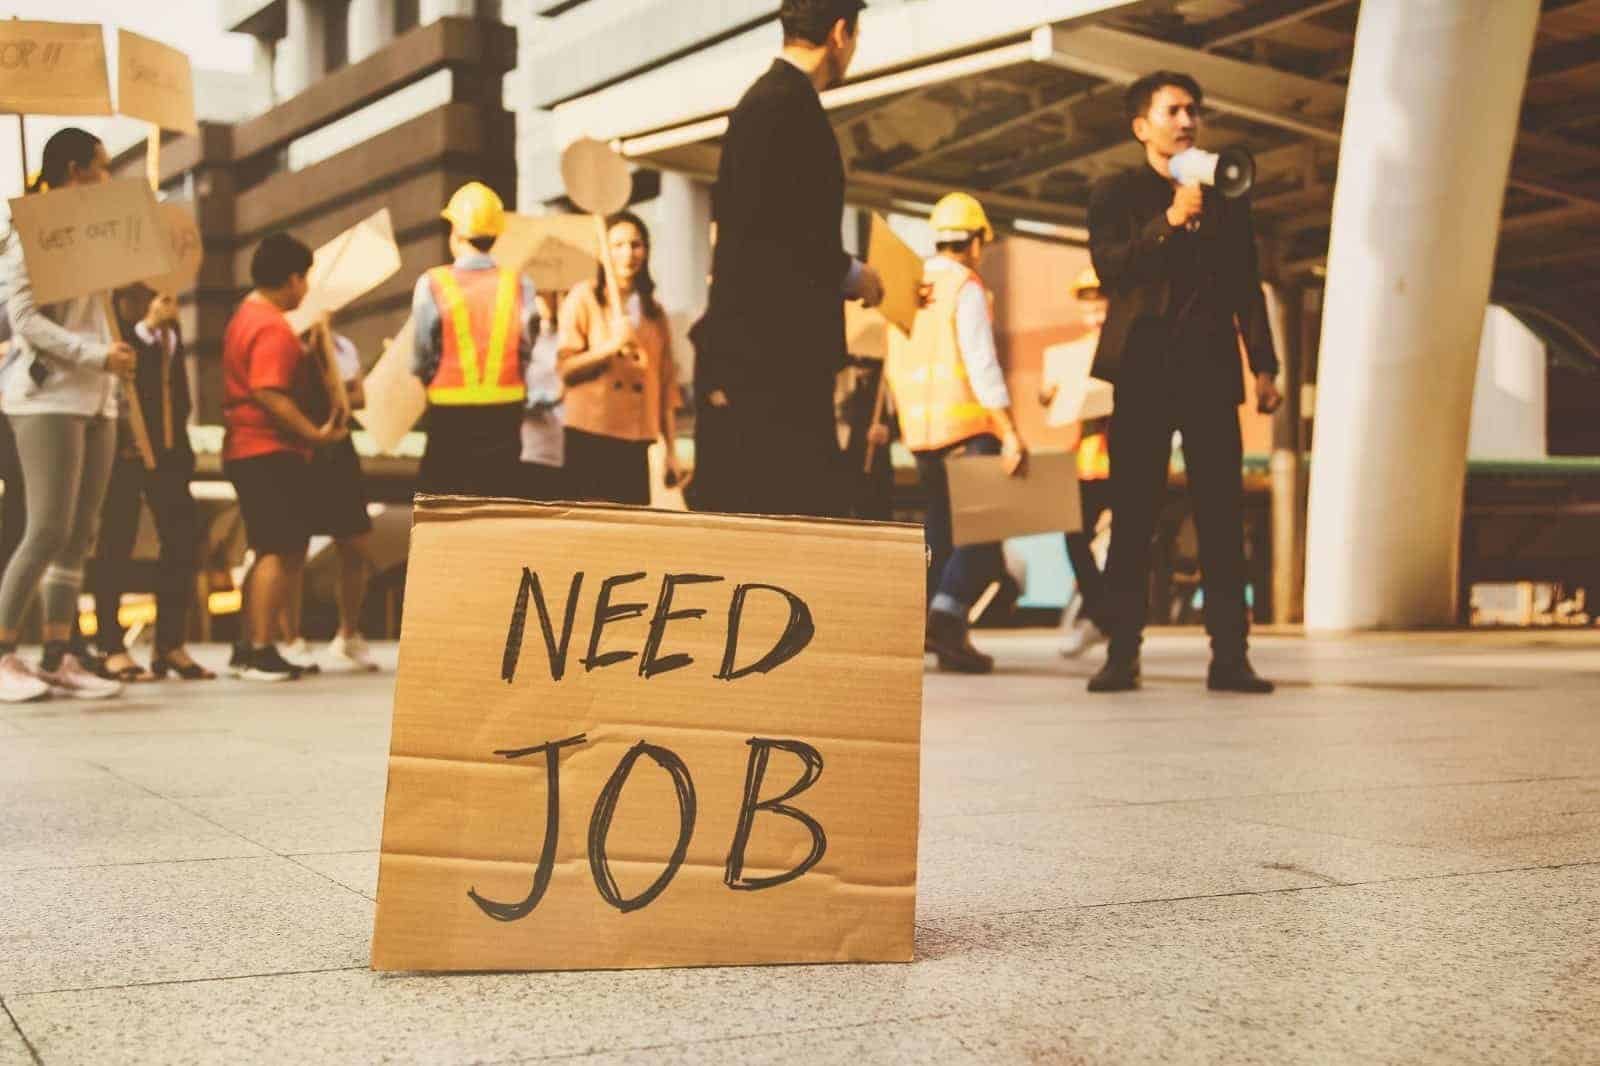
left=0, top=21, right=112, bottom=116
left=6, top=178, right=174, bottom=305
left=867, top=214, right=925, bottom=336
left=286, top=208, right=402, bottom=335
left=371, top=500, right=925, bottom=973
left=946, top=449, right=1083, bottom=546
left=143, top=201, right=203, bottom=296
left=493, top=212, right=602, bottom=293
left=117, top=29, right=196, bottom=134
left=358, top=317, right=426, bottom=455
left=560, top=137, right=631, bottom=217
left=844, top=301, right=889, bottom=361
left=1043, top=338, right=1114, bottom=427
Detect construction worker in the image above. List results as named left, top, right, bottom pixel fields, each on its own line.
left=410, top=182, right=535, bottom=498
left=885, top=192, right=1028, bottom=675
left=1041, top=267, right=1114, bottom=658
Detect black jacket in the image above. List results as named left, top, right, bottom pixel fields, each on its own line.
left=693, top=59, right=851, bottom=516
left=119, top=319, right=194, bottom=469
left=1087, top=164, right=1278, bottom=406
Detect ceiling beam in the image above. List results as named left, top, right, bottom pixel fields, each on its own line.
left=887, top=83, right=1098, bottom=174
left=1200, top=0, right=1358, bottom=51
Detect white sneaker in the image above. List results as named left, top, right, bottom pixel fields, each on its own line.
left=328, top=632, right=379, bottom=673
left=37, top=653, right=124, bottom=700
left=1059, top=618, right=1109, bottom=659
left=282, top=639, right=321, bottom=675
left=0, top=654, right=50, bottom=703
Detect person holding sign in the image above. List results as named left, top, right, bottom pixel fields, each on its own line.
left=557, top=212, right=681, bottom=506
left=0, top=129, right=135, bottom=702
left=221, top=233, right=345, bottom=683
left=695, top=0, right=884, bottom=518
left=87, top=285, right=213, bottom=682
left=410, top=182, right=532, bottom=498
left=519, top=291, right=567, bottom=502
left=884, top=193, right=1027, bottom=675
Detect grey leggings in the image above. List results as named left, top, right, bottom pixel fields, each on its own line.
left=0, top=414, right=117, bottom=630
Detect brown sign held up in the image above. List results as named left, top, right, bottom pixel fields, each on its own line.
left=493, top=213, right=602, bottom=294
left=867, top=213, right=926, bottom=337
left=371, top=499, right=925, bottom=973
left=6, top=178, right=175, bottom=305
left=0, top=21, right=112, bottom=116
left=143, top=201, right=204, bottom=297
left=946, top=449, right=1083, bottom=547
left=117, top=29, right=197, bottom=134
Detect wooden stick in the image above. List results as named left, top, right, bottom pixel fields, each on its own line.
left=101, top=295, right=157, bottom=471
left=862, top=364, right=890, bottom=474
left=145, top=124, right=161, bottom=192
left=16, top=114, right=28, bottom=191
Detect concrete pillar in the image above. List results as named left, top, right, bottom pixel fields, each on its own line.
left=420, top=0, right=474, bottom=23
left=250, top=36, right=277, bottom=110
left=647, top=172, right=714, bottom=387
left=274, top=0, right=327, bottom=101
left=348, top=0, right=396, bottom=63
left=1303, top=0, right=1539, bottom=631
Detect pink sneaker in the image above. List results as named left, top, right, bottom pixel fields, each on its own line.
left=37, top=653, right=123, bottom=701
left=0, top=654, right=49, bottom=704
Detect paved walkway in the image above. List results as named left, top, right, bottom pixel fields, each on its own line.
left=3, top=630, right=1598, bottom=1064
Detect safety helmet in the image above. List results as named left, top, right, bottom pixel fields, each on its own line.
left=441, top=181, right=506, bottom=240
left=1072, top=266, right=1103, bottom=299
left=930, top=192, right=994, bottom=244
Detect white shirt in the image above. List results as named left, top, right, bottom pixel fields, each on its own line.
left=0, top=227, right=118, bottom=419
left=520, top=320, right=565, bottom=468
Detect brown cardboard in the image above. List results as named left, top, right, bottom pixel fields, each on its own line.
left=116, top=29, right=196, bottom=134
left=1043, top=337, right=1114, bottom=427
left=560, top=137, right=632, bottom=217
left=844, top=301, right=889, bottom=361
left=0, top=21, right=112, bottom=116
left=492, top=212, right=601, bottom=293
left=144, top=201, right=203, bottom=296
left=6, top=179, right=174, bottom=305
left=359, top=317, right=426, bottom=454
left=867, top=213, right=925, bottom=336
left=371, top=499, right=925, bottom=973
left=946, top=449, right=1083, bottom=547
left=285, top=208, right=402, bottom=335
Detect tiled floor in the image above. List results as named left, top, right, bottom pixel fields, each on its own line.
left=3, top=629, right=1598, bottom=1064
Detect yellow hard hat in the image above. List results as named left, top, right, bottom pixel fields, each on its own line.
left=1073, top=266, right=1102, bottom=298
left=441, top=181, right=506, bottom=240
left=930, top=192, right=994, bottom=243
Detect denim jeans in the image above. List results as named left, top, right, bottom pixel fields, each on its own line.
left=913, top=433, right=1004, bottom=616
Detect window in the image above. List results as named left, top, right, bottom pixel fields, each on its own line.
left=395, top=0, right=420, bottom=35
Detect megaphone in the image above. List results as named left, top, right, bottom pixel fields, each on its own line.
left=1170, top=146, right=1255, bottom=199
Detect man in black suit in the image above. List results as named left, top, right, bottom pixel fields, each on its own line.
left=693, top=0, right=883, bottom=519
left=1086, top=71, right=1282, bottom=695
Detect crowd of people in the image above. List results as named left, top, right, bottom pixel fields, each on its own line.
left=0, top=0, right=1284, bottom=703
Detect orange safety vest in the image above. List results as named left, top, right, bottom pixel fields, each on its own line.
left=885, top=264, right=1000, bottom=453
left=1078, top=431, right=1110, bottom=481
left=424, top=265, right=528, bottom=407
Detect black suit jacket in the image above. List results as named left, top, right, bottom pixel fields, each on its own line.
left=693, top=60, right=851, bottom=515
left=119, top=319, right=194, bottom=469
left=1087, top=164, right=1278, bottom=406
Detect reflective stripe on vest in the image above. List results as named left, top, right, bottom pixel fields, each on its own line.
left=426, top=266, right=528, bottom=407
left=885, top=266, right=1000, bottom=453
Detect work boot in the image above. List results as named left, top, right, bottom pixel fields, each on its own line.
left=925, top=610, right=993, bottom=674
left=1087, top=655, right=1141, bottom=693
left=1207, top=658, right=1275, bottom=694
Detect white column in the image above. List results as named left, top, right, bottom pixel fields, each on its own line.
left=420, top=0, right=474, bottom=23
left=647, top=173, right=713, bottom=387
left=348, top=0, right=396, bottom=62
left=274, top=0, right=327, bottom=100
left=1303, top=0, right=1540, bottom=631
left=250, top=36, right=277, bottom=110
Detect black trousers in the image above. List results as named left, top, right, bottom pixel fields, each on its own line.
left=0, top=415, right=24, bottom=580
left=1063, top=477, right=1112, bottom=629
left=92, top=457, right=199, bottom=655
left=1104, top=367, right=1249, bottom=664
left=418, top=405, right=524, bottom=499
left=563, top=428, right=651, bottom=507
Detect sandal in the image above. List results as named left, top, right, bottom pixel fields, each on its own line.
left=103, top=652, right=152, bottom=683
left=152, top=651, right=217, bottom=681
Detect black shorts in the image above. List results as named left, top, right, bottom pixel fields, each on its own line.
left=308, top=437, right=372, bottom=538
left=226, top=451, right=313, bottom=557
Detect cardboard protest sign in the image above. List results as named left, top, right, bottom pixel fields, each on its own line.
left=867, top=213, right=925, bottom=337
left=1043, top=337, right=1114, bottom=427
left=117, top=29, right=196, bottom=134
left=560, top=137, right=632, bottom=217
left=844, top=301, right=889, bottom=361
left=286, top=208, right=402, bottom=335
left=371, top=500, right=925, bottom=973
left=946, top=449, right=1082, bottom=547
left=493, top=212, right=602, bottom=293
left=0, top=21, right=113, bottom=116
left=358, top=317, right=426, bottom=455
left=6, top=179, right=174, bottom=306
left=143, top=201, right=203, bottom=296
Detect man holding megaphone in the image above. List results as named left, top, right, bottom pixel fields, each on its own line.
left=1083, top=70, right=1282, bottom=696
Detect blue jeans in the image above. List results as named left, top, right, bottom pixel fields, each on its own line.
left=914, top=433, right=1004, bottom=617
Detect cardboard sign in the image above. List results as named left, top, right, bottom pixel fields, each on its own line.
left=0, top=21, right=113, bottom=116
left=359, top=317, right=426, bottom=455
left=946, top=449, right=1083, bottom=546
left=286, top=208, right=402, bottom=335
left=371, top=500, right=925, bottom=973
left=493, top=212, right=602, bottom=293
left=6, top=179, right=174, bottom=305
left=844, top=301, right=889, bottom=361
left=1043, top=337, right=1114, bottom=426
left=867, top=214, right=925, bottom=337
left=560, top=138, right=631, bottom=217
left=144, top=201, right=203, bottom=296
left=117, top=29, right=196, bottom=134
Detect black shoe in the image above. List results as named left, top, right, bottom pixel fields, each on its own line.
left=1087, top=656, right=1141, bottom=693
left=228, top=641, right=251, bottom=677
left=239, top=645, right=304, bottom=683
left=925, top=610, right=994, bottom=674
left=1207, top=659, right=1275, bottom=694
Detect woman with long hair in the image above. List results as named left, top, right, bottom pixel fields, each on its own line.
left=0, top=128, right=138, bottom=701
left=557, top=212, right=683, bottom=506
